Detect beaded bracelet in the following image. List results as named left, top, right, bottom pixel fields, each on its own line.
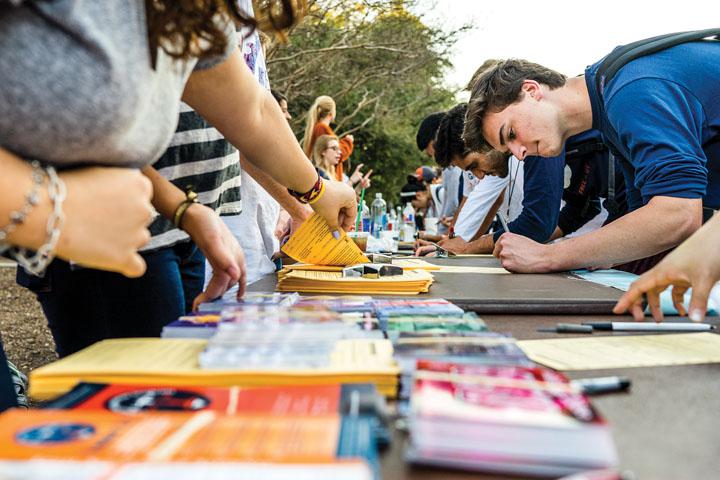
left=288, top=174, right=325, bottom=204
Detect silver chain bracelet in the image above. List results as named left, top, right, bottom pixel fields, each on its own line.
left=0, top=160, right=44, bottom=243
left=1, top=164, right=67, bottom=276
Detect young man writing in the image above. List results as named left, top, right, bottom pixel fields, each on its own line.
left=418, top=103, right=564, bottom=255
left=464, top=34, right=720, bottom=273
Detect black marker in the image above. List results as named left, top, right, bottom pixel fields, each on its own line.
left=537, top=323, right=593, bottom=334
left=572, top=376, right=631, bottom=395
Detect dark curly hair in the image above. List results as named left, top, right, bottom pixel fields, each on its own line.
left=416, top=111, right=445, bottom=151
left=463, top=58, right=566, bottom=153
left=146, top=0, right=304, bottom=64
left=434, top=103, right=468, bottom=168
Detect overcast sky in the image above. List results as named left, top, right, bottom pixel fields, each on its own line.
left=413, top=0, right=719, bottom=98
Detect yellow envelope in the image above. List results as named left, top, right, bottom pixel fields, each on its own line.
left=282, top=213, right=369, bottom=266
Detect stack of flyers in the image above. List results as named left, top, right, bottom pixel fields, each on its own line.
left=406, top=360, right=618, bottom=477
left=384, top=312, right=487, bottom=338
left=197, top=292, right=300, bottom=313
left=393, top=332, right=532, bottom=400
left=373, top=299, right=464, bottom=319
left=294, top=295, right=376, bottom=314
left=161, top=314, right=222, bottom=339
left=200, top=309, right=379, bottom=369
left=219, top=304, right=342, bottom=326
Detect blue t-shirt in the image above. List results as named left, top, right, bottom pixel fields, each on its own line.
left=585, top=40, right=720, bottom=210
left=492, top=152, right=565, bottom=243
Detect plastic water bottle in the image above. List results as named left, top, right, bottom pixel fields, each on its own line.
left=361, top=200, right=371, bottom=233
left=370, top=193, right=387, bottom=238
left=387, top=208, right=397, bottom=232
left=401, top=202, right=415, bottom=242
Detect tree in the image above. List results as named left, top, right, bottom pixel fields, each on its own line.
left=266, top=0, right=467, bottom=202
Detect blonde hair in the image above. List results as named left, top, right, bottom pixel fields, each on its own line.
left=302, top=95, right=336, bottom=156
left=312, top=135, right=339, bottom=174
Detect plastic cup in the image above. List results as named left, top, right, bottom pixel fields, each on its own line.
left=347, top=231, right=369, bottom=252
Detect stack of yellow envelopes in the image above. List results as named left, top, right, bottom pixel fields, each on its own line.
left=283, top=258, right=440, bottom=272
left=277, top=268, right=434, bottom=295
left=29, top=338, right=400, bottom=401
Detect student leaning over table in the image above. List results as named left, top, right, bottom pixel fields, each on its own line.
left=416, top=111, right=463, bottom=235
left=463, top=37, right=720, bottom=275
left=0, top=0, right=356, bottom=410
left=415, top=103, right=564, bottom=256
left=614, top=212, right=720, bottom=323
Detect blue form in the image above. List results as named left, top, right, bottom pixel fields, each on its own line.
left=573, top=269, right=718, bottom=316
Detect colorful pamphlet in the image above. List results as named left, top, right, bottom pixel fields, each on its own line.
left=0, top=408, right=378, bottom=472
left=42, top=382, right=391, bottom=448
left=406, top=360, right=618, bottom=477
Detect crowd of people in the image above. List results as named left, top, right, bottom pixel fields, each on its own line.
left=406, top=29, right=719, bottom=327
left=0, top=2, right=718, bottom=418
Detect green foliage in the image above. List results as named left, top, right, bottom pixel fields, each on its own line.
left=267, top=0, right=464, bottom=200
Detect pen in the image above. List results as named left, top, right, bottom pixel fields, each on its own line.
left=537, top=323, right=593, bottom=334
left=582, top=321, right=715, bottom=332
left=496, top=211, right=509, bottom=233
left=572, top=376, right=631, bottom=395
left=424, top=241, right=455, bottom=257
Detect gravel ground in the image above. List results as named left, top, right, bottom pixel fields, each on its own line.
left=0, top=265, right=57, bottom=377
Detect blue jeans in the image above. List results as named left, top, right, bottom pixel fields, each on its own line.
left=17, top=241, right=205, bottom=358
left=0, top=336, right=18, bottom=412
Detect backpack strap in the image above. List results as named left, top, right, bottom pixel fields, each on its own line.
left=594, top=28, right=720, bottom=216
left=595, top=28, right=720, bottom=99
left=565, top=141, right=606, bottom=159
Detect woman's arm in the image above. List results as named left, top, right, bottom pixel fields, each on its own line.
left=141, top=166, right=246, bottom=304
left=182, top=49, right=357, bottom=235
left=1, top=147, right=152, bottom=277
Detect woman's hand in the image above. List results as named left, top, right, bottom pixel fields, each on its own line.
left=312, top=180, right=358, bottom=237
left=179, top=204, right=247, bottom=309
left=359, top=169, right=372, bottom=189
left=614, top=215, right=720, bottom=322
left=274, top=209, right=291, bottom=240
left=349, top=164, right=365, bottom=185
left=55, top=168, right=153, bottom=277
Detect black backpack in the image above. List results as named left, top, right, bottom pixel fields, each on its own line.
left=594, top=28, right=720, bottom=219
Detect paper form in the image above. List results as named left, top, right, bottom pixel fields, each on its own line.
left=283, top=258, right=440, bottom=272
left=281, top=213, right=369, bottom=266
left=433, top=265, right=510, bottom=274
left=573, top=269, right=720, bottom=316
left=518, top=332, right=720, bottom=371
